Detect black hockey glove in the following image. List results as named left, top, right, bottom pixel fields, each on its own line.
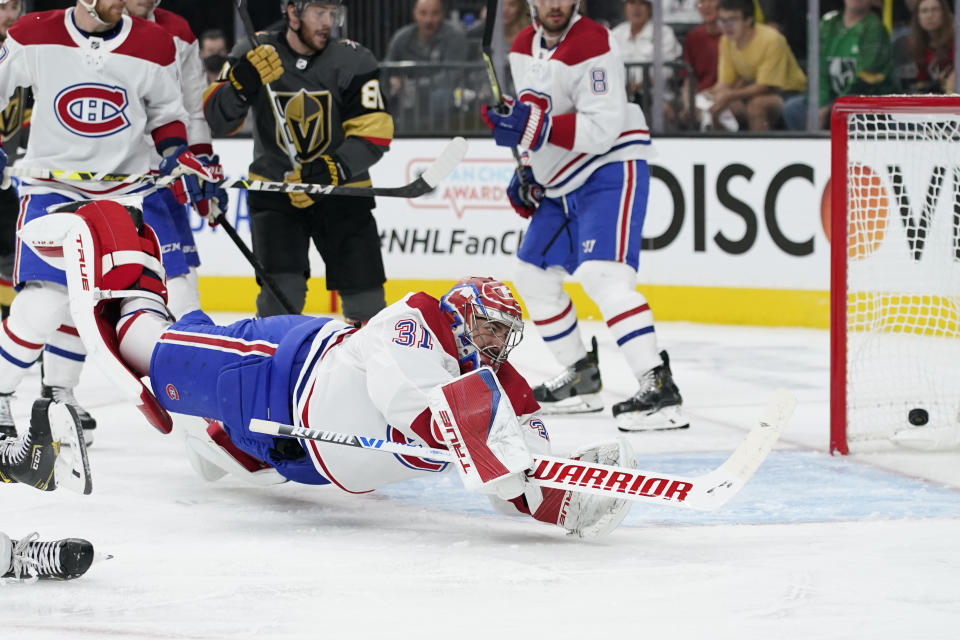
left=228, top=44, right=284, bottom=101
left=301, top=154, right=347, bottom=187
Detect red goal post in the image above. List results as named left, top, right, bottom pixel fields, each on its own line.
left=830, top=95, right=960, bottom=455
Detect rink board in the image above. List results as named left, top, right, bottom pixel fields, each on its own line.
left=194, top=136, right=834, bottom=327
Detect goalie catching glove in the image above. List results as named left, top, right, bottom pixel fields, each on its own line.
left=228, top=44, right=284, bottom=101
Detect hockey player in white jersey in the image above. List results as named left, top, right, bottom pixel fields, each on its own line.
left=19, top=199, right=639, bottom=539
left=0, top=0, right=222, bottom=444
left=481, top=0, right=687, bottom=431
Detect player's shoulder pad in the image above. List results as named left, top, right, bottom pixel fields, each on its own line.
left=551, top=18, right=611, bottom=67
left=495, top=361, right=540, bottom=416
left=510, top=24, right=537, bottom=56
left=7, top=10, right=72, bottom=47
left=403, top=292, right=459, bottom=360
left=326, top=40, right=378, bottom=76
left=116, top=15, right=178, bottom=66
left=153, top=7, right=197, bottom=45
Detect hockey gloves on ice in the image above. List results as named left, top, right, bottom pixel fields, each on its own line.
left=482, top=96, right=550, bottom=151
left=506, top=167, right=543, bottom=219
left=228, top=44, right=284, bottom=101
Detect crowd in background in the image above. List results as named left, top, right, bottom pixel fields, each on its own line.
left=16, top=0, right=959, bottom=134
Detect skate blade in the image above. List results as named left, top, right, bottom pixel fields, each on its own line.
left=536, top=393, right=604, bottom=415
left=616, top=405, right=690, bottom=432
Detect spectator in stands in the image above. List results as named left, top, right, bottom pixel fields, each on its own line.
left=905, top=0, right=955, bottom=93
left=385, top=0, right=468, bottom=121
left=612, top=0, right=683, bottom=96
left=704, top=0, right=806, bottom=131
left=679, top=0, right=722, bottom=128
left=665, top=0, right=701, bottom=24
left=758, top=1, right=808, bottom=62
left=783, top=0, right=899, bottom=130
left=199, top=28, right=229, bottom=61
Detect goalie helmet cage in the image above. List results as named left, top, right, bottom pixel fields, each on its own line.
left=830, top=95, right=960, bottom=455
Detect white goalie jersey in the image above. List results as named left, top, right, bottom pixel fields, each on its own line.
left=509, top=15, right=652, bottom=197
left=0, top=8, right=189, bottom=197
left=293, top=293, right=545, bottom=493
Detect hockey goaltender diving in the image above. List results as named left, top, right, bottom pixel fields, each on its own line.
left=18, top=197, right=647, bottom=540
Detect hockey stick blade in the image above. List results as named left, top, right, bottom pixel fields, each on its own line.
left=249, top=390, right=794, bottom=511
left=4, top=137, right=468, bottom=199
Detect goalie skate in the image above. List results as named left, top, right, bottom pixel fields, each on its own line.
left=614, top=350, right=689, bottom=432
left=533, top=336, right=603, bottom=415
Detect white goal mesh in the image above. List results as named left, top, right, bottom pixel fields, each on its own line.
left=838, top=105, right=960, bottom=452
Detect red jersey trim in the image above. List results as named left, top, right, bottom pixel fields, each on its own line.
left=8, top=11, right=74, bottom=47
left=114, top=17, right=178, bottom=66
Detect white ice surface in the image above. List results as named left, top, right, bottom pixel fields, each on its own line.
left=2, top=318, right=959, bottom=639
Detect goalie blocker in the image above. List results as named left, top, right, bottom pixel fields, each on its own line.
left=430, top=368, right=637, bottom=538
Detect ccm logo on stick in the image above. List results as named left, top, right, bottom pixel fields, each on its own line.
left=55, top=83, right=131, bottom=137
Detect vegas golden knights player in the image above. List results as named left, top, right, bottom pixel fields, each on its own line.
left=203, top=0, right=394, bottom=321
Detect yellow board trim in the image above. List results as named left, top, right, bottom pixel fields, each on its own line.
left=197, top=277, right=830, bottom=328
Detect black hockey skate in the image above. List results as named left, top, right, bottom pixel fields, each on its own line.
left=533, top=336, right=604, bottom=414
left=0, top=392, right=15, bottom=439
left=42, top=384, right=96, bottom=447
left=613, top=350, right=689, bottom=432
left=0, top=398, right=58, bottom=490
left=3, top=532, right=95, bottom=581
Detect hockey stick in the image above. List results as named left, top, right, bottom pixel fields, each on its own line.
left=250, top=389, right=796, bottom=511
left=235, top=0, right=299, bottom=166
left=216, top=216, right=298, bottom=314
left=4, top=137, right=467, bottom=199
left=481, top=0, right=527, bottom=188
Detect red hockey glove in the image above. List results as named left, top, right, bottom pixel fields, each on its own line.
left=159, top=145, right=220, bottom=206
left=481, top=96, right=550, bottom=151
left=506, top=167, right=543, bottom=219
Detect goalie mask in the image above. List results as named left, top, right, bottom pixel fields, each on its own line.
left=440, top=277, right=524, bottom=372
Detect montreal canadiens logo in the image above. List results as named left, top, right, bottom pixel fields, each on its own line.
left=54, top=83, right=130, bottom=137
left=165, top=384, right=179, bottom=401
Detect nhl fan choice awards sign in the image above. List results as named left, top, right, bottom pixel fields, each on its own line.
left=196, top=137, right=835, bottom=324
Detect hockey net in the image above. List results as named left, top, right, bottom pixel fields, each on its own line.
left=831, top=96, right=960, bottom=454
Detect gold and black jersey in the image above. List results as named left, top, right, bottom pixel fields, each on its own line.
left=204, top=32, right=394, bottom=184
left=1, top=87, right=32, bottom=156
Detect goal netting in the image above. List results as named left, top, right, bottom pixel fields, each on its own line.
left=831, top=96, right=960, bottom=454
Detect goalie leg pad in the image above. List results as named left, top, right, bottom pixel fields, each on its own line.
left=19, top=201, right=174, bottom=434
left=429, top=368, right=533, bottom=499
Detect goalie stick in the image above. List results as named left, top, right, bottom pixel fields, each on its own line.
left=250, top=389, right=796, bottom=511
left=4, top=137, right=469, bottom=200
